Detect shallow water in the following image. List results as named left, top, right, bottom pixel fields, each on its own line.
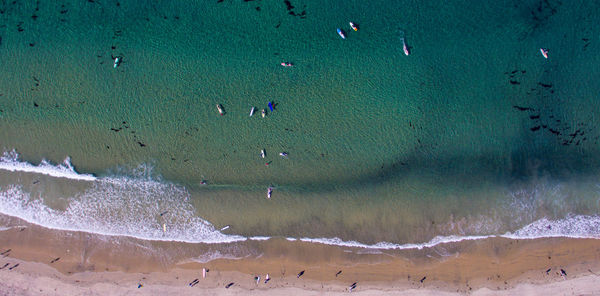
left=0, top=0, right=600, bottom=248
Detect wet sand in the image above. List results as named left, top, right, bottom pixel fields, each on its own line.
left=1, top=219, right=600, bottom=295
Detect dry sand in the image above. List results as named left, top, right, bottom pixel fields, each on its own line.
left=1, top=221, right=600, bottom=295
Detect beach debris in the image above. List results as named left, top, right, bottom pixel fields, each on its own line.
left=349, top=22, right=358, bottom=31
left=279, top=152, right=288, bottom=157
left=420, top=276, right=426, bottom=283
left=260, top=149, right=266, bottom=158
left=189, top=279, right=199, bottom=287
left=225, top=282, right=234, bottom=288
left=9, top=263, right=19, bottom=270
left=250, top=107, right=256, bottom=117
left=280, top=62, right=293, bottom=67
left=540, top=48, right=549, bottom=59
left=297, top=270, right=305, bottom=278
left=262, top=109, right=266, bottom=118
left=264, top=273, right=270, bottom=283
left=113, top=56, right=121, bottom=68
left=217, top=104, right=225, bottom=116
left=220, top=225, right=230, bottom=231
left=202, top=267, right=206, bottom=278
left=267, top=187, right=273, bottom=199
left=254, top=276, right=260, bottom=284
left=159, top=210, right=169, bottom=216
left=348, top=282, right=357, bottom=292
left=50, top=257, right=60, bottom=264
left=0, top=263, right=9, bottom=269
left=336, top=270, right=342, bottom=277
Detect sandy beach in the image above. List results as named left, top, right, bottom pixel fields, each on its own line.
left=1, top=220, right=600, bottom=295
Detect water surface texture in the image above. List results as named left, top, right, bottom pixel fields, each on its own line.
left=1, top=0, right=600, bottom=247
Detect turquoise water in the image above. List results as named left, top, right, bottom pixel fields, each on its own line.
left=1, top=0, right=600, bottom=246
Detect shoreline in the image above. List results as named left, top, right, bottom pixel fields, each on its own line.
left=1, top=221, right=600, bottom=295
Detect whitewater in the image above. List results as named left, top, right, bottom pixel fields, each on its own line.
left=1, top=150, right=600, bottom=251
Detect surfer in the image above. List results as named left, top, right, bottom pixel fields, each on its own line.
left=267, top=187, right=273, bottom=199
left=261, top=109, right=266, bottom=118
left=260, top=149, right=266, bottom=158
left=349, top=22, right=358, bottom=31
left=268, top=101, right=274, bottom=112
left=348, top=282, right=357, bottom=292
left=280, top=62, right=293, bottom=67
left=337, top=28, right=346, bottom=39
left=113, top=56, right=121, bottom=68
left=250, top=107, right=255, bottom=117
left=279, top=152, right=288, bottom=157
left=217, top=104, right=225, bottom=115
left=399, top=30, right=410, bottom=56
left=540, top=48, right=549, bottom=59
left=264, top=273, right=270, bottom=283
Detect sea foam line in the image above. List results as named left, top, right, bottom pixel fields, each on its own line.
left=0, top=150, right=96, bottom=181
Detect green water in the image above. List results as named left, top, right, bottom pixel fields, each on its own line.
left=1, top=0, right=600, bottom=244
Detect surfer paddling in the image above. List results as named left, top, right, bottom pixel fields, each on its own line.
left=399, top=30, right=410, bottom=56
left=217, top=104, right=225, bottom=115
left=250, top=107, right=256, bottom=117
left=349, top=22, right=359, bottom=31
left=113, top=56, right=121, bottom=68
left=337, top=28, right=346, bottom=39
left=540, top=48, right=549, bottom=59
left=261, top=109, right=266, bottom=118
left=267, top=187, right=273, bottom=199
left=260, top=149, right=266, bottom=158
left=280, top=62, right=294, bottom=67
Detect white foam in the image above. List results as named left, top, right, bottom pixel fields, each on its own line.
left=501, top=215, right=600, bottom=240
left=298, top=235, right=493, bottom=250
left=249, top=236, right=270, bottom=241
left=296, top=215, right=600, bottom=250
left=0, top=176, right=245, bottom=244
left=186, top=250, right=248, bottom=264
left=0, top=150, right=96, bottom=181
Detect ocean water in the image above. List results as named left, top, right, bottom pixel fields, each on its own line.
left=1, top=0, right=600, bottom=250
